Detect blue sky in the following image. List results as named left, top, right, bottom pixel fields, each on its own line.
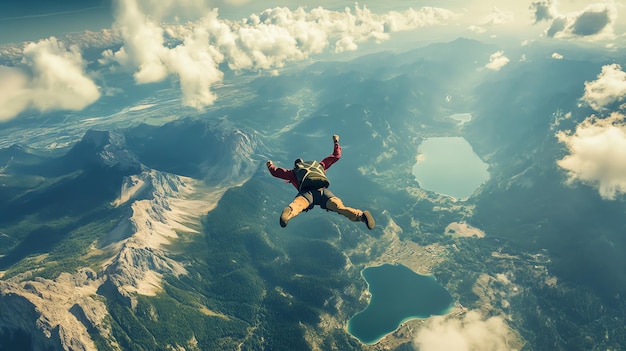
left=0, top=0, right=113, bottom=44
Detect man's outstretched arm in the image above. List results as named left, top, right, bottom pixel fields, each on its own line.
left=267, top=160, right=289, bottom=179
left=320, top=134, right=341, bottom=170
left=267, top=160, right=299, bottom=186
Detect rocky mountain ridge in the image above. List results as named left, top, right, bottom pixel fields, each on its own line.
left=0, top=119, right=262, bottom=350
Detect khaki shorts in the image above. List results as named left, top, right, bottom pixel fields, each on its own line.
left=297, top=188, right=335, bottom=210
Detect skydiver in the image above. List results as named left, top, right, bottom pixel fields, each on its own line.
left=266, top=134, right=375, bottom=229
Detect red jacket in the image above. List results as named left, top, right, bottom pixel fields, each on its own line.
left=267, top=141, right=341, bottom=189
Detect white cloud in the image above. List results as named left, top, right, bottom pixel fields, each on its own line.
left=101, top=0, right=255, bottom=110
left=386, top=6, right=458, bottom=30
left=165, top=17, right=224, bottom=108
left=0, top=37, right=100, bottom=121
left=102, top=0, right=170, bottom=84
left=556, top=112, right=626, bottom=200
left=198, top=4, right=457, bottom=66
left=467, top=25, right=486, bottom=34
left=413, top=310, right=515, bottom=351
left=485, top=51, right=510, bottom=71
left=543, top=2, right=618, bottom=40
left=580, top=63, right=626, bottom=111
left=102, top=1, right=457, bottom=111
left=0, top=66, right=29, bottom=121
left=552, top=52, right=563, bottom=59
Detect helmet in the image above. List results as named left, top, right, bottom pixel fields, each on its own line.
left=294, top=158, right=304, bottom=167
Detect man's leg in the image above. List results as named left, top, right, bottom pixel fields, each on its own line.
left=280, top=195, right=310, bottom=227
left=325, top=196, right=375, bottom=229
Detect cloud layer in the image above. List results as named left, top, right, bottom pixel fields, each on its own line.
left=102, top=0, right=456, bottom=110
left=0, top=1, right=457, bottom=121
left=0, top=38, right=100, bottom=121
left=413, top=311, right=514, bottom=351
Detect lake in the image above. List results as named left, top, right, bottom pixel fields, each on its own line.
left=412, top=136, right=489, bottom=200
left=347, top=264, right=454, bottom=345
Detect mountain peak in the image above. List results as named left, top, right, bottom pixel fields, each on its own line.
left=80, top=130, right=111, bottom=149
left=63, top=129, right=140, bottom=173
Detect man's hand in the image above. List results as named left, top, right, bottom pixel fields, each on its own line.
left=266, top=160, right=273, bottom=168
left=332, top=134, right=339, bottom=143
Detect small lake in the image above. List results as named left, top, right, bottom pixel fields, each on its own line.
left=412, top=136, right=489, bottom=200
left=347, top=264, right=454, bottom=345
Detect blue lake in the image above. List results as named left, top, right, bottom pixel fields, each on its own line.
left=412, top=136, right=489, bottom=200
left=347, top=264, right=454, bottom=345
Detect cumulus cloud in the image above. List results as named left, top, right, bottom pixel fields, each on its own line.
left=552, top=52, right=563, bottom=59
left=485, top=51, right=510, bottom=71
left=102, top=0, right=457, bottom=110
left=580, top=64, right=626, bottom=111
left=203, top=5, right=458, bottom=60
left=166, top=17, right=224, bottom=108
left=542, top=2, right=617, bottom=40
left=102, top=0, right=171, bottom=83
left=413, top=311, right=515, bottom=351
left=218, top=4, right=457, bottom=65
left=556, top=112, right=626, bottom=200
left=530, top=0, right=558, bottom=23
left=0, top=37, right=100, bottom=121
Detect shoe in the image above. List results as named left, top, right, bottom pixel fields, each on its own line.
left=280, top=207, right=292, bottom=228
left=361, top=210, right=375, bottom=230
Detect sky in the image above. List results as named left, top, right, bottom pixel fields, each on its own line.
left=1, top=0, right=626, bottom=349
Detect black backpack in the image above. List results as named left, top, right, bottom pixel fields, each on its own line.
left=294, top=160, right=330, bottom=190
